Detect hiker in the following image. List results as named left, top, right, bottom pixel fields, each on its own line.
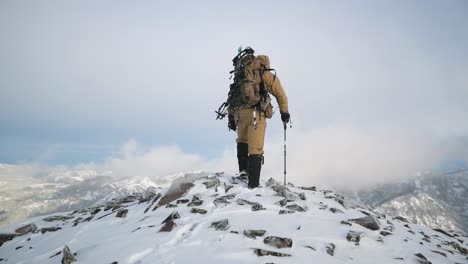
left=225, top=47, right=290, bottom=188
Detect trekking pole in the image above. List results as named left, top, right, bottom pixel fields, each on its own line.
left=283, top=122, right=287, bottom=185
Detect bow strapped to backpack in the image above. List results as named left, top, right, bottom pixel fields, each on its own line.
left=215, top=47, right=276, bottom=121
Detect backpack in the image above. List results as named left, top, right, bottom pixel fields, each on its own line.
left=226, top=48, right=275, bottom=118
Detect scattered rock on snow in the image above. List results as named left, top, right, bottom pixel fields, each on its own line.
left=116, top=209, right=128, bottom=218
left=41, top=227, right=62, bottom=234
left=224, top=182, right=233, bottom=193
left=213, top=194, right=236, bottom=206
left=176, top=199, right=190, bottom=204
left=431, top=250, right=447, bottom=258
left=265, top=178, right=277, bottom=187
left=159, top=220, right=177, bottom=232
left=62, top=245, right=77, bottom=264
left=285, top=204, right=306, bottom=212
left=253, top=248, right=291, bottom=257
left=326, top=243, right=335, bottom=256
left=263, top=236, right=293, bottom=248
left=380, top=230, right=392, bottom=236
left=162, top=211, right=180, bottom=224
left=279, top=210, right=295, bottom=215
left=414, top=253, right=431, bottom=264
left=0, top=233, right=16, bottom=246
left=393, top=216, right=409, bottom=223
left=275, top=198, right=288, bottom=207
left=203, top=178, right=220, bottom=189
left=329, top=207, right=344, bottom=214
left=190, top=208, right=207, bottom=214
left=243, top=230, right=266, bottom=239
left=300, top=186, right=317, bottom=191
left=299, top=193, right=306, bottom=200
left=348, top=216, right=380, bottom=231
left=341, top=221, right=352, bottom=226
left=43, top=215, right=74, bottom=222
left=15, top=223, right=37, bottom=235
left=210, top=219, right=229, bottom=231
left=165, top=203, right=178, bottom=208
left=188, top=194, right=204, bottom=207
left=346, top=231, right=362, bottom=244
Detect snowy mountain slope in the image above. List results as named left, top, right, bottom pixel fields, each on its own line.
left=1, top=172, right=467, bottom=264
left=0, top=164, right=183, bottom=228
left=348, top=169, right=468, bottom=233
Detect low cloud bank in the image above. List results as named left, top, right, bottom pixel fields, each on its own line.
left=4, top=125, right=465, bottom=191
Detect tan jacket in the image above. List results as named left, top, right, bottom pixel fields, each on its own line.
left=255, top=55, right=289, bottom=113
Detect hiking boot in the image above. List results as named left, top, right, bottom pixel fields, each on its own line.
left=237, top=143, right=248, bottom=173
left=248, top=154, right=263, bottom=189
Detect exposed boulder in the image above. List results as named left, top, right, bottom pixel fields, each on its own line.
left=159, top=220, right=177, bottom=232
left=15, top=223, right=37, bottom=235
left=188, top=194, right=203, bottom=207
left=329, top=207, right=344, bottom=214
left=162, top=211, right=180, bottom=224
left=243, top=230, right=266, bottom=239
left=380, top=230, right=392, bottom=236
left=203, top=178, right=220, bottom=189
left=346, top=231, right=362, bottom=244
left=263, top=236, right=293, bottom=248
left=213, top=194, right=236, bottom=206
left=285, top=204, right=306, bottom=212
left=156, top=177, right=195, bottom=207
left=116, top=209, right=128, bottom=218
left=414, top=253, right=431, bottom=264
left=299, top=193, right=306, bottom=200
left=41, top=227, right=62, bottom=234
left=348, top=216, right=380, bottom=231
left=61, top=245, right=76, bottom=264
left=265, top=178, right=277, bottom=187
left=145, top=193, right=161, bottom=213
left=43, top=215, right=74, bottom=222
left=176, top=199, right=190, bottom=204
left=190, top=208, right=207, bottom=214
left=210, top=219, right=229, bottom=231
left=253, top=248, right=291, bottom=257
left=275, top=198, right=288, bottom=207
left=279, top=210, right=295, bottom=215
left=224, top=183, right=233, bottom=193
left=0, top=233, right=16, bottom=246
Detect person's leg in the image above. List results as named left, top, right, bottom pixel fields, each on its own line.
left=236, top=113, right=249, bottom=175
left=247, top=115, right=267, bottom=188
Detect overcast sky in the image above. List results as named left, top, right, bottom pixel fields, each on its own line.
left=1, top=1, right=467, bottom=188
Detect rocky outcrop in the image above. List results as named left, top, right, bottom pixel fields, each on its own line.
left=41, top=227, right=62, bottom=234
left=61, top=245, right=76, bottom=264
left=349, top=216, right=380, bottom=231
left=243, top=230, right=266, bottom=239
left=0, top=233, right=16, bottom=246
left=263, top=236, right=293, bottom=248
left=15, top=223, right=37, bottom=235
left=210, top=219, right=229, bottom=231
left=253, top=248, right=291, bottom=257
left=43, top=215, right=74, bottom=222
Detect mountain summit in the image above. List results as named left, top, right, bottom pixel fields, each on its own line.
left=0, top=172, right=467, bottom=264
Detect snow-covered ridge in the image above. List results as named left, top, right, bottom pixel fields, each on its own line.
left=0, top=172, right=466, bottom=264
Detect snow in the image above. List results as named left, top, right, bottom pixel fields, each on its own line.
left=0, top=172, right=467, bottom=264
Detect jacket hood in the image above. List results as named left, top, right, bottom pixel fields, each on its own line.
left=255, top=55, right=271, bottom=69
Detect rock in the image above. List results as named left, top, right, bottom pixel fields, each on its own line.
left=394, top=216, right=409, bottom=223
left=165, top=203, right=178, bottom=208
left=304, top=245, right=316, bottom=251
left=162, top=211, right=180, bottom=224
left=156, top=179, right=195, bottom=207
left=139, top=187, right=158, bottom=203
left=431, top=250, right=447, bottom=257
left=190, top=208, right=207, bottom=214
left=41, top=227, right=62, bottom=234
left=346, top=231, right=362, bottom=244
left=275, top=198, right=288, bottom=207
left=16, top=246, right=23, bottom=250
left=377, top=237, right=384, bottom=243
left=203, top=178, right=220, bottom=189
left=144, top=193, right=161, bottom=213
left=251, top=203, right=265, bottom=211
left=0, top=233, right=16, bottom=246
left=299, top=193, right=306, bottom=200
left=210, top=219, right=229, bottom=231
left=433, top=228, right=454, bottom=238
left=91, top=208, right=102, bottom=215
left=287, top=182, right=295, bottom=187
left=348, top=216, right=380, bottom=231
left=341, top=221, right=352, bottom=226
left=244, top=230, right=266, bottom=239
left=224, top=183, right=233, bottom=193
left=62, top=245, right=77, bottom=264
left=15, top=223, right=37, bottom=235
left=265, top=178, right=277, bottom=187
left=383, top=225, right=395, bottom=232
left=176, top=199, right=190, bottom=204
left=301, top=186, right=317, bottom=191
left=380, top=230, right=392, bottom=236
left=43, top=215, right=74, bottom=222
left=285, top=204, right=306, bottom=212
left=329, top=207, right=344, bottom=214
left=279, top=210, right=295, bottom=215
left=414, top=253, right=431, bottom=264
left=271, top=184, right=297, bottom=201
left=159, top=220, right=177, bottom=232
left=116, top=209, right=128, bottom=218
left=326, top=243, right=335, bottom=256
left=408, top=230, right=415, bottom=235
left=213, top=194, right=236, bottom=206
left=253, top=248, right=291, bottom=257
left=263, top=236, right=293, bottom=248
left=447, top=241, right=467, bottom=255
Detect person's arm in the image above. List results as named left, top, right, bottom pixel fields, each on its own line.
left=263, top=72, right=288, bottom=113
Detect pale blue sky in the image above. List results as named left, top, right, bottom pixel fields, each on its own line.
left=1, top=1, right=467, bottom=175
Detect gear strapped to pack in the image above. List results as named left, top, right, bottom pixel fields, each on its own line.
left=215, top=47, right=276, bottom=124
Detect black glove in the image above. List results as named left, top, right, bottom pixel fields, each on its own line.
left=281, top=112, right=290, bottom=123
left=228, top=115, right=236, bottom=131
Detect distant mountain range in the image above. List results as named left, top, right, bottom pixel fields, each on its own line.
left=346, top=169, right=468, bottom=233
